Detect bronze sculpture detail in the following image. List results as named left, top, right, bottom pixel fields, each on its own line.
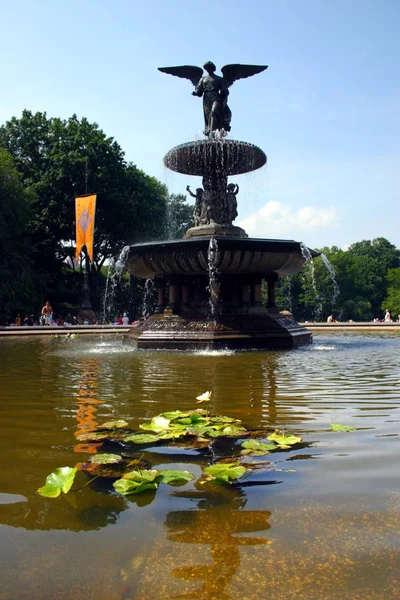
left=159, top=61, right=268, bottom=137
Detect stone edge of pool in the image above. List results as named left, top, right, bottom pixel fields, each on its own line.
left=1, top=322, right=399, bottom=336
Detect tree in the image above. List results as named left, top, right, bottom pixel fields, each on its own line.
left=0, top=149, right=43, bottom=317
left=163, top=193, right=194, bottom=239
left=0, top=110, right=169, bottom=310
left=382, top=268, right=400, bottom=318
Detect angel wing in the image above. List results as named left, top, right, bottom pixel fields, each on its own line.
left=221, top=64, right=268, bottom=88
left=158, top=65, right=204, bottom=87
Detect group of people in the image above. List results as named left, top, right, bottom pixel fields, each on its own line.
left=6, top=301, right=79, bottom=327
left=326, top=310, right=400, bottom=323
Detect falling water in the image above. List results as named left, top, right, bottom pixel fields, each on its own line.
left=142, top=279, right=155, bottom=317
left=285, top=277, right=293, bottom=312
left=300, top=242, right=322, bottom=321
left=320, top=253, right=340, bottom=307
left=102, top=245, right=131, bottom=323
left=207, top=237, right=220, bottom=319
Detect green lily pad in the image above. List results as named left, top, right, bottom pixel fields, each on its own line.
left=156, top=470, right=195, bottom=484
left=203, top=462, right=247, bottom=484
left=89, top=453, right=123, bottom=465
left=113, top=479, right=158, bottom=495
left=98, top=420, right=129, bottom=429
left=267, top=431, right=302, bottom=447
left=123, top=433, right=160, bottom=444
left=160, top=410, right=189, bottom=421
left=221, top=425, right=247, bottom=436
left=331, top=424, right=357, bottom=432
left=240, top=440, right=278, bottom=456
left=38, top=467, right=77, bottom=498
left=122, top=469, right=159, bottom=482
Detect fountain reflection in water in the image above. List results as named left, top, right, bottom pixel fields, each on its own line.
left=102, top=245, right=130, bottom=322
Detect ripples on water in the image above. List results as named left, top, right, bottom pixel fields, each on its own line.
left=0, top=332, right=400, bottom=599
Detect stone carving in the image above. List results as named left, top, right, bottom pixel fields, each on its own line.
left=186, top=181, right=240, bottom=227
left=158, top=62, right=268, bottom=137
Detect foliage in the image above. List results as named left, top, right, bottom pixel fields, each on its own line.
left=240, top=440, right=278, bottom=456
left=203, top=462, right=248, bottom=485
left=163, top=193, right=194, bottom=239
left=0, top=149, right=44, bottom=317
left=381, top=268, right=400, bottom=317
left=330, top=424, right=357, bottom=432
left=37, top=466, right=77, bottom=498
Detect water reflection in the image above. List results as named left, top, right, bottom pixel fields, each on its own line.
left=73, top=358, right=103, bottom=454
left=164, top=488, right=270, bottom=600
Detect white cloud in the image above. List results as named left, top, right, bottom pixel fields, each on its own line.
left=238, top=201, right=339, bottom=238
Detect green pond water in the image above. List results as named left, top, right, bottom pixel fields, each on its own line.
left=0, top=333, right=399, bottom=600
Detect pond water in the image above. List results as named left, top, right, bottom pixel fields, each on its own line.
left=0, top=333, right=399, bottom=600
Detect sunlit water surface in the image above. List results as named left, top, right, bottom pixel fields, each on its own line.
left=0, top=333, right=400, bottom=600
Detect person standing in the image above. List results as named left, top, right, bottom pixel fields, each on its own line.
left=15, top=313, right=21, bottom=326
left=41, top=301, right=53, bottom=325
left=384, top=309, right=391, bottom=322
left=122, top=312, right=130, bottom=325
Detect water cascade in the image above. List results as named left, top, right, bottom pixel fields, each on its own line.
left=300, top=242, right=322, bottom=321
left=102, top=245, right=130, bottom=322
left=320, top=253, right=340, bottom=307
left=141, top=279, right=155, bottom=318
left=207, top=237, right=220, bottom=319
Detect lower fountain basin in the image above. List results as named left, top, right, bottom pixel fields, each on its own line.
left=163, top=139, right=267, bottom=176
left=127, top=237, right=317, bottom=280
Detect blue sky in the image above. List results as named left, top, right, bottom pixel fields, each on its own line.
left=1, top=0, right=399, bottom=249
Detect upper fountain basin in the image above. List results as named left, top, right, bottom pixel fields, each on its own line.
left=127, top=237, right=319, bottom=280
left=163, top=139, right=267, bottom=176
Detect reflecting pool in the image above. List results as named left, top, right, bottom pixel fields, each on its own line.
left=0, top=333, right=399, bottom=599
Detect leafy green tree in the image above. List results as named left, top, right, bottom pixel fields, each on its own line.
left=382, top=268, right=400, bottom=318
left=163, top=193, right=194, bottom=239
left=0, top=110, right=169, bottom=311
left=0, top=149, right=43, bottom=317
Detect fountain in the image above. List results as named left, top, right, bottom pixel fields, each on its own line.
left=126, top=61, right=318, bottom=349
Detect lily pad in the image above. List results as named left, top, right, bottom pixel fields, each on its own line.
left=113, top=478, right=158, bottom=496
left=267, top=431, right=302, bottom=447
left=331, top=424, right=357, bottom=432
left=122, top=469, right=159, bottom=482
left=240, top=440, right=278, bottom=456
left=38, top=467, right=77, bottom=498
left=98, top=420, right=129, bottom=430
left=156, top=470, right=195, bottom=485
left=203, top=462, right=247, bottom=484
left=89, top=453, right=123, bottom=465
left=123, top=433, right=160, bottom=444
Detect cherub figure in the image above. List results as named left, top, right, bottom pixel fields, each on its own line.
left=186, top=185, right=203, bottom=226
left=226, top=183, right=239, bottom=223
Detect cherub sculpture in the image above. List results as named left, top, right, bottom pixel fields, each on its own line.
left=186, top=185, right=204, bottom=226
left=158, top=61, right=268, bottom=137
left=226, top=183, right=239, bottom=224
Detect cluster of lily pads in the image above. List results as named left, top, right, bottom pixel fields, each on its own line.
left=37, top=391, right=357, bottom=498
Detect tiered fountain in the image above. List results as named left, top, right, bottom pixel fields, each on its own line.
left=127, top=61, right=318, bottom=349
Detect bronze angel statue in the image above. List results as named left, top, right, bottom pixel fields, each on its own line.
left=158, top=61, right=268, bottom=137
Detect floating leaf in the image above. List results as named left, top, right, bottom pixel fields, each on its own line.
left=99, top=420, right=129, bottom=430
left=156, top=470, right=195, bottom=485
left=113, top=479, right=158, bottom=496
left=38, top=467, right=77, bottom=498
left=331, top=424, right=357, bottom=432
left=89, top=453, right=123, bottom=465
left=161, top=410, right=189, bottom=421
left=221, top=425, right=247, bottom=436
left=210, top=415, right=238, bottom=424
left=203, top=462, right=247, bottom=484
left=75, top=431, right=113, bottom=442
left=122, top=469, right=159, bottom=482
left=196, top=391, right=212, bottom=402
left=123, top=433, right=160, bottom=444
left=267, top=431, right=302, bottom=447
left=240, top=440, right=278, bottom=456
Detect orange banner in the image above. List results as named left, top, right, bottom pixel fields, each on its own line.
left=75, top=194, right=96, bottom=262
